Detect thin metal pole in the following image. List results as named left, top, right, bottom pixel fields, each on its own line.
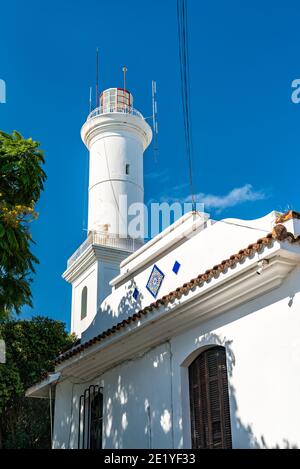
left=147, top=405, right=152, bottom=449
left=49, top=385, right=53, bottom=449
left=152, top=80, right=156, bottom=128
left=152, top=80, right=159, bottom=160
left=122, top=66, right=127, bottom=90
left=96, top=48, right=99, bottom=107
left=89, top=86, right=92, bottom=113
left=78, top=394, right=83, bottom=449
left=82, top=389, right=88, bottom=448
left=87, top=385, right=93, bottom=449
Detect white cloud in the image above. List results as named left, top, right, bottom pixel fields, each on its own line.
left=145, top=169, right=169, bottom=183
left=149, top=184, right=267, bottom=212
left=192, top=184, right=267, bottom=210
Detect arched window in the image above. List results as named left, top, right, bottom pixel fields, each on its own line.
left=189, top=346, right=232, bottom=449
left=78, top=385, right=103, bottom=449
left=81, top=286, right=87, bottom=320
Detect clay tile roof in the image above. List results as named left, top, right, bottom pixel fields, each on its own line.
left=54, top=223, right=300, bottom=366
left=272, top=224, right=288, bottom=241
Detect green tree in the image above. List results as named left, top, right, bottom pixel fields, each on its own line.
left=0, top=131, right=46, bottom=320
left=0, top=317, right=75, bottom=448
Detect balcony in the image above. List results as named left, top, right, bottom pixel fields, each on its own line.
left=87, top=105, right=144, bottom=121
left=67, top=232, right=144, bottom=268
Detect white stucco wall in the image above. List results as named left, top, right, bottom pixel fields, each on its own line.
left=101, top=343, right=173, bottom=449
left=99, top=262, right=120, bottom=307
left=53, top=380, right=77, bottom=449
left=54, top=265, right=300, bottom=449
left=71, top=263, right=98, bottom=335
left=70, top=258, right=122, bottom=338
left=87, top=132, right=144, bottom=234
left=171, top=265, right=300, bottom=449
left=53, top=343, right=173, bottom=449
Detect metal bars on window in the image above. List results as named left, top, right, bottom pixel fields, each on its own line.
left=78, top=385, right=103, bottom=449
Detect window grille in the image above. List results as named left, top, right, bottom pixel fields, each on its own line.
left=78, top=385, right=103, bottom=449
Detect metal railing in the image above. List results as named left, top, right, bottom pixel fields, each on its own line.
left=67, top=231, right=144, bottom=268
left=87, top=105, right=144, bottom=120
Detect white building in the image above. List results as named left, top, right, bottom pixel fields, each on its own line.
left=27, top=86, right=300, bottom=450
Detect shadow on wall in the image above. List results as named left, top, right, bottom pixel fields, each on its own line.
left=102, top=348, right=172, bottom=449
left=55, top=330, right=299, bottom=449
left=193, top=333, right=298, bottom=449
left=83, top=277, right=144, bottom=341
left=52, top=343, right=173, bottom=448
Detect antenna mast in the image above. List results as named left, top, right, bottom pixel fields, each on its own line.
left=122, top=66, right=128, bottom=90
left=89, top=86, right=92, bottom=113
left=95, top=48, right=99, bottom=108
left=152, top=80, right=159, bottom=161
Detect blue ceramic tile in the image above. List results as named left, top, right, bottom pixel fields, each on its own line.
left=146, top=264, right=165, bottom=298
left=172, top=261, right=181, bottom=274
left=132, top=288, right=139, bottom=300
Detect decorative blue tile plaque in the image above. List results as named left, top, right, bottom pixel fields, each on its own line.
left=172, top=261, right=181, bottom=274
left=132, top=288, right=139, bottom=300
left=146, top=264, right=165, bottom=298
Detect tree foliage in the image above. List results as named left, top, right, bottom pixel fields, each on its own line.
left=0, top=130, right=46, bottom=319
left=0, top=317, right=75, bottom=448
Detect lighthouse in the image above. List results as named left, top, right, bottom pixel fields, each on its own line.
left=81, top=87, right=152, bottom=243
left=63, top=86, right=152, bottom=337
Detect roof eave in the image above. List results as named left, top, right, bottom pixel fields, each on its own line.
left=26, top=372, right=61, bottom=399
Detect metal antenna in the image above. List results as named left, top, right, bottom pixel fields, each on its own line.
left=89, top=86, right=92, bottom=113
left=95, top=48, right=99, bottom=107
left=152, top=80, right=159, bottom=162
left=122, top=66, right=128, bottom=90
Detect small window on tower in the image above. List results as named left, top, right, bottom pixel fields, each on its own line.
left=125, top=164, right=130, bottom=175
left=81, top=286, right=88, bottom=320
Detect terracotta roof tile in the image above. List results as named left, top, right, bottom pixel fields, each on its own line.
left=54, top=223, right=300, bottom=365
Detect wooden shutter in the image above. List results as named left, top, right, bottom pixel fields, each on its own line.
left=189, top=346, right=232, bottom=449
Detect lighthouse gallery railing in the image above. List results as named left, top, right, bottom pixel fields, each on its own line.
left=87, top=105, right=144, bottom=120
left=67, top=231, right=143, bottom=268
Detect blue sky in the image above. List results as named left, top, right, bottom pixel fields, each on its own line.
left=0, top=0, right=299, bottom=329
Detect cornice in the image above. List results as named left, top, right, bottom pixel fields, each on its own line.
left=62, top=244, right=131, bottom=283
left=81, top=113, right=152, bottom=151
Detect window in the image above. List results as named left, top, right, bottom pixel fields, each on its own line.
left=125, top=163, right=130, bottom=175
left=90, top=392, right=103, bottom=449
left=189, top=346, right=232, bottom=449
left=78, top=385, right=103, bottom=449
left=81, top=286, right=87, bottom=320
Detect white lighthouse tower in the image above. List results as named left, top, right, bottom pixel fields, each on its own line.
left=82, top=88, right=152, bottom=239
left=63, top=86, right=152, bottom=338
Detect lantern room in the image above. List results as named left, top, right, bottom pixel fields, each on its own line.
left=100, top=88, right=133, bottom=114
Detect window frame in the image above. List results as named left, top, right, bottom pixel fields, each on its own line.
left=81, top=286, right=88, bottom=320
left=78, top=385, right=103, bottom=449
left=188, top=345, right=232, bottom=449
